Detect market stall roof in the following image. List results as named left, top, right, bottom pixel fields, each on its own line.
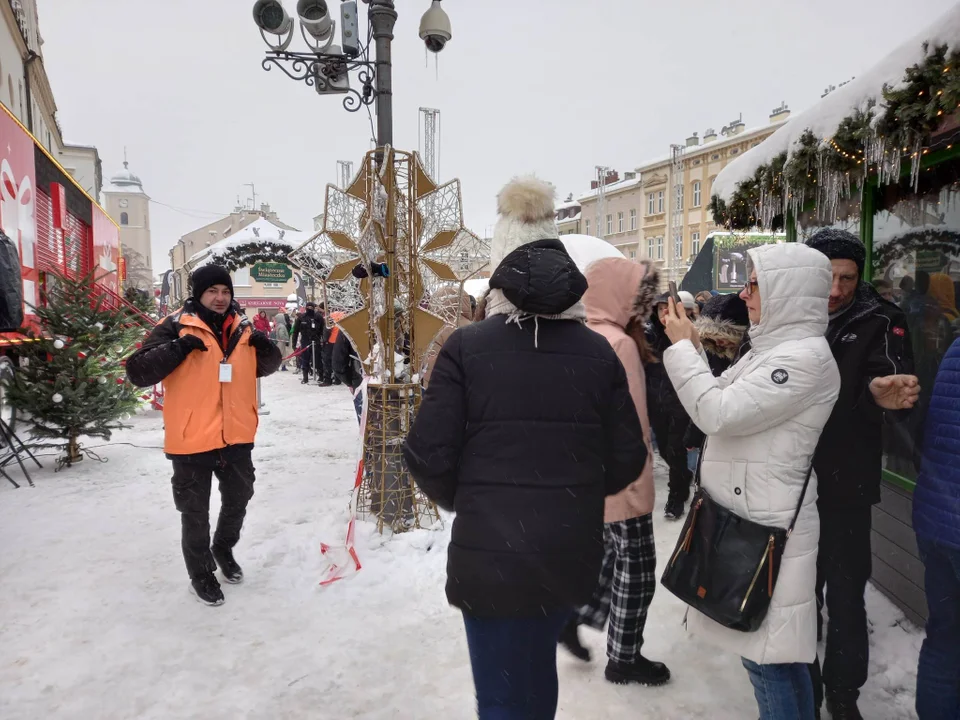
left=713, top=3, right=960, bottom=203
left=189, top=217, right=310, bottom=267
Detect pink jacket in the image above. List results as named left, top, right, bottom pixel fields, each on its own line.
left=582, top=258, right=659, bottom=522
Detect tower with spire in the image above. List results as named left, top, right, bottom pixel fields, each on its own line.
left=102, top=151, right=153, bottom=291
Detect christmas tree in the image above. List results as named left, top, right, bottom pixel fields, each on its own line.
left=6, top=271, right=146, bottom=468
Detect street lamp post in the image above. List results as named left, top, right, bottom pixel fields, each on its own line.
left=252, top=0, right=451, bottom=149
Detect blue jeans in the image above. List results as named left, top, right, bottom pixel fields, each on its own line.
left=687, top=448, right=699, bottom=474
left=742, top=658, right=816, bottom=720
left=462, top=611, right=569, bottom=720
left=916, top=536, right=960, bottom=720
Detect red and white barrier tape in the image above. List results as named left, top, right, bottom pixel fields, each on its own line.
left=318, top=377, right=369, bottom=586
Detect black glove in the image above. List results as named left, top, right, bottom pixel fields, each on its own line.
left=177, top=335, right=208, bottom=355
left=249, top=330, right=274, bottom=352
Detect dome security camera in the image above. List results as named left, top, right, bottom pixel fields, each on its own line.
left=253, top=0, right=293, bottom=35
left=419, top=0, right=451, bottom=54
left=297, top=0, right=334, bottom=42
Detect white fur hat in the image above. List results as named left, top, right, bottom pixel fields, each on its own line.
left=489, top=175, right=559, bottom=271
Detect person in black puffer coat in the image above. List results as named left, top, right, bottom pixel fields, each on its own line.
left=403, top=175, right=647, bottom=720
left=332, top=328, right=364, bottom=422
left=646, top=294, right=694, bottom=520
left=683, top=293, right=751, bottom=452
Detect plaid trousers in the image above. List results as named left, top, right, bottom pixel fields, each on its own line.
left=577, top=514, right=657, bottom=665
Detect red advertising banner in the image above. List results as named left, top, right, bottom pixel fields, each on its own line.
left=235, top=297, right=291, bottom=310
left=92, top=205, right=120, bottom=292
left=50, top=182, right=66, bottom=231
left=0, top=106, right=39, bottom=327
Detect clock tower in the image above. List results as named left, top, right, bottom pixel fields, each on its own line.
left=102, top=159, right=153, bottom=291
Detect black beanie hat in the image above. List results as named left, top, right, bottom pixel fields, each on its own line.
left=701, top=292, right=749, bottom=328
left=190, top=265, right=234, bottom=300
left=805, top=229, right=866, bottom=276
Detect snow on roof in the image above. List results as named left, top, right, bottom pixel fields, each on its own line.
left=713, top=3, right=960, bottom=203
left=558, top=212, right=582, bottom=223
left=634, top=122, right=785, bottom=173
left=577, top=176, right=642, bottom=202
left=103, top=183, right=145, bottom=195
left=556, top=199, right=581, bottom=211
left=190, top=217, right=311, bottom=265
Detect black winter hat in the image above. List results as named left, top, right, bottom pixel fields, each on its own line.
left=489, top=238, right=587, bottom=315
left=701, top=292, right=749, bottom=328
left=190, top=265, right=234, bottom=300
left=805, top=229, right=866, bottom=276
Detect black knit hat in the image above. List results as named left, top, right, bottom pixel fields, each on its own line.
left=701, top=292, right=749, bottom=328
left=190, top=265, right=234, bottom=300
left=805, top=228, right=866, bottom=277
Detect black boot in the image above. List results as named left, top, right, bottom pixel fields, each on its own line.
left=604, top=657, right=671, bottom=686
left=825, top=692, right=863, bottom=720
left=558, top=619, right=591, bottom=662
left=212, top=545, right=244, bottom=584
left=664, top=490, right=686, bottom=520
left=190, top=572, right=225, bottom=606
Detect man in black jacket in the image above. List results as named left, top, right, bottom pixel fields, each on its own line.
left=291, top=301, right=325, bottom=385
left=332, top=329, right=363, bottom=421
left=805, top=229, right=920, bottom=720
left=126, top=265, right=282, bottom=606
left=403, top=237, right=647, bottom=719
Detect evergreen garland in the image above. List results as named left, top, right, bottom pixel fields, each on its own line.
left=713, top=43, right=960, bottom=231
left=206, top=241, right=297, bottom=273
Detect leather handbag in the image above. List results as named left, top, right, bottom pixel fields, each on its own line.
left=660, top=443, right=814, bottom=632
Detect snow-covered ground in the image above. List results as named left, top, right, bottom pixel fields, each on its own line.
left=0, top=373, right=924, bottom=719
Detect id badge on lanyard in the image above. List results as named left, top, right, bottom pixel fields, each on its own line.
left=219, top=361, right=232, bottom=383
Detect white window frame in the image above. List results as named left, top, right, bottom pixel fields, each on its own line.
left=585, top=219, right=591, bottom=236
left=630, top=208, right=637, bottom=230
left=657, top=191, right=664, bottom=214
left=647, top=193, right=655, bottom=215
left=647, top=238, right=654, bottom=258
left=606, top=214, right=613, bottom=236
left=692, top=231, right=701, bottom=256
left=617, top=211, right=624, bottom=233
left=629, top=250, right=637, bottom=260
left=656, top=236, right=663, bottom=260
left=674, top=236, right=683, bottom=261
left=233, top=267, right=251, bottom=287
left=693, top=181, right=701, bottom=208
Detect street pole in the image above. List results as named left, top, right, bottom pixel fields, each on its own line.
left=368, top=0, right=397, bottom=149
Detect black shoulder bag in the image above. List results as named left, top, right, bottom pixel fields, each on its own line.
left=660, top=442, right=814, bottom=633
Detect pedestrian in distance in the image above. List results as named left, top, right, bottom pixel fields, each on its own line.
left=559, top=256, right=671, bottom=687
left=274, top=308, right=291, bottom=371
left=803, top=229, right=920, bottom=720
left=291, top=301, right=324, bottom=385
left=912, top=335, right=960, bottom=720
left=403, top=176, right=648, bottom=720
left=126, top=265, right=282, bottom=606
left=661, top=242, right=842, bottom=720
left=253, top=309, right=271, bottom=334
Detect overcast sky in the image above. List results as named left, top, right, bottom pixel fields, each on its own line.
left=38, top=0, right=957, bottom=274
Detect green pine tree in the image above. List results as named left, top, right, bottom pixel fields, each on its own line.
left=6, top=271, right=146, bottom=467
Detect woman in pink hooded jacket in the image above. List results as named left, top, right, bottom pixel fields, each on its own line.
left=559, top=257, right=671, bottom=687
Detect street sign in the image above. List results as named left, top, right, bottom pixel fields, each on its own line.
left=250, top=262, right=292, bottom=283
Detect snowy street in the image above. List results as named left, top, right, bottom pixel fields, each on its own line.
left=0, top=372, right=925, bottom=719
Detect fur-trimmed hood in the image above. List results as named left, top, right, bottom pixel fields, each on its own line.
left=582, top=258, right=659, bottom=330
left=695, top=316, right=747, bottom=360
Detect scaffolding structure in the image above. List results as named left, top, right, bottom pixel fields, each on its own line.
left=594, top=165, right=609, bottom=239
left=336, top=160, right=355, bottom=190
left=669, top=145, right=686, bottom=282
left=418, top=107, right=441, bottom=182
left=287, top=148, right=489, bottom=533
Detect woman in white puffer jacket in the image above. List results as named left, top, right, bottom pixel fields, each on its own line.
left=660, top=242, right=841, bottom=720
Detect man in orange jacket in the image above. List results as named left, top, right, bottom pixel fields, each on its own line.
left=127, top=265, right=282, bottom=606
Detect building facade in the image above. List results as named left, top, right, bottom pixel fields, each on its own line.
left=578, top=170, right=643, bottom=260
left=637, top=107, right=790, bottom=286
left=168, top=205, right=304, bottom=315
left=102, top=161, right=152, bottom=291
left=1, top=0, right=102, bottom=198
left=555, top=195, right=581, bottom=236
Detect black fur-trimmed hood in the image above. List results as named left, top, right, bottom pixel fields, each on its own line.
left=695, top=315, right=748, bottom=360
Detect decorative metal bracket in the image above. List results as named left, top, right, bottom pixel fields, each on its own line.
left=262, top=50, right=376, bottom=112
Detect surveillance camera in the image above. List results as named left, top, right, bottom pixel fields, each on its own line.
left=253, top=0, right=292, bottom=35
left=297, top=0, right=334, bottom=42
left=419, top=0, right=451, bottom=54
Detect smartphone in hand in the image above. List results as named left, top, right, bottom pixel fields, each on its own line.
left=668, top=281, right=682, bottom=307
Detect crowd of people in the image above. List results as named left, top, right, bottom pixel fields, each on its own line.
left=401, top=176, right=948, bottom=720
left=125, top=175, right=959, bottom=720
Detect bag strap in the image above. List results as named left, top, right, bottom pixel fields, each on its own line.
left=696, top=437, right=815, bottom=536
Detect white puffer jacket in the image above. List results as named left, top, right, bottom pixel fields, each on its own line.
left=663, top=243, right=841, bottom=665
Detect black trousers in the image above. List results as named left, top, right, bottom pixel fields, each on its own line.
left=300, top=342, right=316, bottom=383
left=320, top=342, right=333, bottom=384
left=810, top=504, right=872, bottom=707
left=651, top=416, right=692, bottom=500
left=170, top=450, right=256, bottom=579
